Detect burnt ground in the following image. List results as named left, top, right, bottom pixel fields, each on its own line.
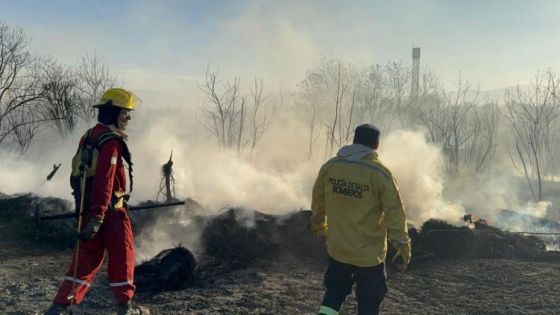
left=2, top=194, right=560, bottom=314
left=1, top=228, right=560, bottom=315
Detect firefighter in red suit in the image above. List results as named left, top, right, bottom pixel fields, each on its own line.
left=45, top=88, right=148, bottom=315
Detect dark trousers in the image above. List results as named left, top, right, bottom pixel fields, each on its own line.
left=320, top=257, right=387, bottom=315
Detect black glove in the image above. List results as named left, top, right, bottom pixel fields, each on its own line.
left=391, top=240, right=411, bottom=272
left=78, top=217, right=103, bottom=241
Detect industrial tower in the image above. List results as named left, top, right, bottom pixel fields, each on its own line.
left=411, top=47, right=421, bottom=104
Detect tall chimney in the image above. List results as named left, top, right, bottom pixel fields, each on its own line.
left=411, top=47, right=421, bottom=104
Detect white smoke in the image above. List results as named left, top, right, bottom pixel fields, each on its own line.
left=491, top=201, right=554, bottom=233
left=135, top=205, right=203, bottom=261
left=520, top=201, right=552, bottom=218
left=379, top=130, right=464, bottom=225
left=0, top=127, right=82, bottom=199
left=2, top=89, right=559, bottom=258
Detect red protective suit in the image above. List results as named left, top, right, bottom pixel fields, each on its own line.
left=53, top=123, right=135, bottom=305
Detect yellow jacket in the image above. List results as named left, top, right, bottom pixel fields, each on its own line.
left=311, top=144, right=410, bottom=267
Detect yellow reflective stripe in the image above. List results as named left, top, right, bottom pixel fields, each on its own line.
left=113, top=197, right=124, bottom=209
left=109, top=280, right=133, bottom=287
left=113, top=191, right=126, bottom=209
left=319, top=305, right=338, bottom=315
left=64, top=276, right=90, bottom=287
left=114, top=191, right=126, bottom=197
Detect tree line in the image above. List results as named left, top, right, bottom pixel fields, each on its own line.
left=0, top=23, right=116, bottom=151
left=4, top=21, right=558, bottom=202
left=200, top=59, right=560, bottom=202
left=294, top=60, right=560, bottom=202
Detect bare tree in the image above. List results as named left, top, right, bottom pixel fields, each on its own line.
left=0, top=23, right=45, bottom=150
left=0, top=23, right=120, bottom=151
left=383, top=62, right=411, bottom=126
left=441, top=76, right=480, bottom=175
left=502, top=70, right=560, bottom=201
left=325, top=61, right=359, bottom=154
left=358, top=63, right=416, bottom=131
left=297, top=60, right=361, bottom=157
left=39, top=58, right=79, bottom=136
left=7, top=105, right=41, bottom=152
left=297, top=60, right=424, bottom=158
left=296, top=77, right=322, bottom=159
left=463, top=101, right=498, bottom=173
left=415, top=74, right=497, bottom=176
left=249, top=78, right=273, bottom=151
left=198, top=67, right=242, bottom=149
left=408, top=68, right=441, bottom=126
left=198, top=67, right=272, bottom=152
left=296, top=96, right=321, bottom=159
left=37, top=54, right=117, bottom=137
left=75, top=53, right=116, bottom=123
left=358, top=65, right=393, bottom=130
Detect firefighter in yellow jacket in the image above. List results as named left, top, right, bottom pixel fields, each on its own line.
left=311, top=124, right=411, bottom=315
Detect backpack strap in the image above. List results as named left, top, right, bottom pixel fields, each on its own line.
left=94, top=130, right=134, bottom=195
left=79, top=128, right=95, bottom=173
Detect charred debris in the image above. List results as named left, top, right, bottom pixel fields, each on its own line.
left=1, top=193, right=559, bottom=292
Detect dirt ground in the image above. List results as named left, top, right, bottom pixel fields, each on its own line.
left=1, top=229, right=560, bottom=315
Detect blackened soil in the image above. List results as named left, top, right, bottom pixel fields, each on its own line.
left=1, top=230, right=559, bottom=315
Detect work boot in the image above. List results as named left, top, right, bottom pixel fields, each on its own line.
left=43, top=303, right=68, bottom=315
left=117, top=301, right=150, bottom=315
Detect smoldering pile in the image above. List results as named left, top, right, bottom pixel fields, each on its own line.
left=135, top=207, right=559, bottom=292
left=0, top=193, right=323, bottom=291
left=410, top=218, right=552, bottom=261
left=195, top=209, right=558, bottom=271
left=0, top=193, right=76, bottom=248
left=2, top=193, right=560, bottom=293
left=200, top=208, right=326, bottom=267
left=133, top=208, right=326, bottom=292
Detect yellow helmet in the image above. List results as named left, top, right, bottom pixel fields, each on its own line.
left=93, top=88, right=141, bottom=110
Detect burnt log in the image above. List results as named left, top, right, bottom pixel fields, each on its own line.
left=135, top=246, right=196, bottom=291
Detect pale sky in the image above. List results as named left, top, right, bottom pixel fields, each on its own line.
left=1, top=0, right=559, bottom=99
